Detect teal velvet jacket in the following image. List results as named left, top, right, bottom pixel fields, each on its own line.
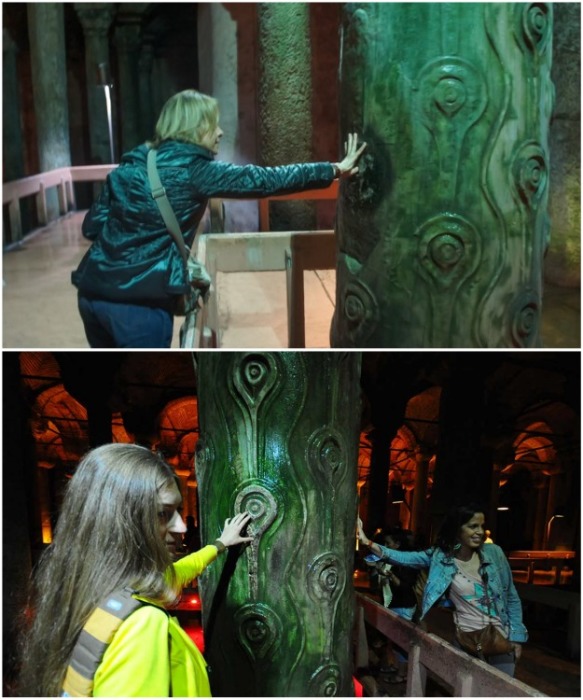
left=377, top=543, right=528, bottom=643
left=72, top=140, right=335, bottom=309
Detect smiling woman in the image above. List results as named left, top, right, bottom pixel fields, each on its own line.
left=357, top=503, right=528, bottom=678
left=17, top=443, right=253, bottom=697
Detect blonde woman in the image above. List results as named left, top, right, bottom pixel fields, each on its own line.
left=18, top=444, right=253, bottom=696
left=72, top=89, right=366, bottom=348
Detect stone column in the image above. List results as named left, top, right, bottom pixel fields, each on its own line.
left=430, top=357, right=493, bottom=515
left=197, top=4, right=258, bottom=231
left=257, top=3, right=316, bottom=231
left=411, top=448, right=431, bottom=542
left=114, top=16, right=143, bottom=152
left=3, top=354, right=35, bottom=692
left=138, top=39, right=155, bottom=142
left=333, top=3, right=554, bottom=348
left=27, top=3, right=71, bottom=218
left=545, top=4, right=581, bottom=287
left=3, top=30, right=25, bottom=183
left=196, top=352, right=361, bottom=696
left=75, top=3, right=116, bottom=164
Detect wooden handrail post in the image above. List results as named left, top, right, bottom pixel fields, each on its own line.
left=36, top=182, right=47, bottom=225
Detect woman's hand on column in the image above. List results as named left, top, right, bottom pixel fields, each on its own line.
left=335, top=133, right=367, bottom=177
left=357, top=517, right=370, bottom=545
left=217, top=512, right=254, bottom=548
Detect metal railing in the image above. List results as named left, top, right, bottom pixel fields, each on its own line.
left=355, top=592, right=545, bottom=697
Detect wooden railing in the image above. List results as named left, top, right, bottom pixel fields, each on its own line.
left=508, top=550, right=575, bottom=586
left=187, top=229, right=336, bottom=348
left=3, top=165, right=115, bottom=244
left=4, top=166, right=340, bottom=347
left=355, top=593, right=545, bottom=697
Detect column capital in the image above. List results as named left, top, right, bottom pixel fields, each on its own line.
left=114, top=22, right=142, bottom=53
left=74, top=3, right=116, bottom=36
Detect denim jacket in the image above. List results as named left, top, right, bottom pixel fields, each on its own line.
left=376, top=543, right=528, bottom=643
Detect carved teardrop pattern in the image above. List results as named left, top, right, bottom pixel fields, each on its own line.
left=520, top=3, right=552, bottom=53
left=341, top=279, right=379, bottom=343
left=512, top=141, right=548, bottom=207
left=418, top=57, right=487, bottom=201
left=194, top=435, right=214, bottom=479
left=419, top=56, right=487, bottom=124
left=307, top=552, right=345, bottom=604
left=233, top=353, right=278, bottom=410
left=308, top=663, right=342, bottom=697
left=416, top=213, right=481, bottom=290
left=308, top=427, right=347, bottom=489
left=235, top=603, right=282, bottom=662
left=510, top=291, right=540, bottom=348
left=235, top=482, right=278, bottom=600
left=235, top=482, right=278, bottom=538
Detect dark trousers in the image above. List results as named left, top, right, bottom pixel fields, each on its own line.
left=78, top=295, right=173, bottom=348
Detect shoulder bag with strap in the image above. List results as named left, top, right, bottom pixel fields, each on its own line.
left=453, top=563, right=513, bottom=660
left=146, top=148, right=211, bottom=321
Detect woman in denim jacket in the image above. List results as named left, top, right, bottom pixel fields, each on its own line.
left=358, top=504, right=528, bottom=677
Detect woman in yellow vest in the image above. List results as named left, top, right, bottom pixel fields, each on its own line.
left=19, top=443, right=253, bottom=696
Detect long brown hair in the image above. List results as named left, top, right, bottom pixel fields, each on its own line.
left=19, top=444, right=180, bottom=696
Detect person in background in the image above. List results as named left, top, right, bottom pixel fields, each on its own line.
left=18, top=443, right=254, bottom=697
left=358, top=503, right=527, bottom=677
left=72, top=89, right=367, bottom=348
left=376, top=528, right=419, bottom=684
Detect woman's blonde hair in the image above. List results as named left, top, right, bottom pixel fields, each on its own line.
left=19, top=444, right=181, bottom=696
left=150, top=89, right=219, bottom=148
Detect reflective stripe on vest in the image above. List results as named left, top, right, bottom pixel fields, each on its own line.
left=62, top=588, right=143, bottom=697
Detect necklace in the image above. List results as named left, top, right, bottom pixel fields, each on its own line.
left=454, top=551, right=481, bottom=578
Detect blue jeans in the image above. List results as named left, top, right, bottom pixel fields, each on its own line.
left=78, top=296, right=173, bottom=348
left=452, top=639, right=516, bottom=677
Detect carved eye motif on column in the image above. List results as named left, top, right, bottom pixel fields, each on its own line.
left=512, top=141, right=548, bottom=207
left=416, top=213, right=481, bottom=290
left=194, top=435, right=214, bottom=476
left=520, top=3, right=552, bottom=53
left=309, top=663, right=342, bottom=697
left=307, top=552, right=345, bottom=603
left=235, top=603, right=282, bottom=661
left=342, top=280, right=379, bottom=342
left=418, top=57, right=487, bottom=124
left=233, top=353, right=278, bottom=409
left=234, top=482, right=278, bottom=537
left=308, top=427, right=346, bottom=480
left=509, top=291, right=540, bottom=348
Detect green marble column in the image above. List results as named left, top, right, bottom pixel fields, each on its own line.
left=196, top=352, right=361, bottom=696
left=332, top=3, right=554, bottom=348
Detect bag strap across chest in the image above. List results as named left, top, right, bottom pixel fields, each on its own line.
left=147, top=148, right=189, bottom=264
left=61, top=588, right=144, bottom=697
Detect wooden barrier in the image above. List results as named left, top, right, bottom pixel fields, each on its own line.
left=189, top=230, right=337, bottom=348
left=355, top=593, right=545, bottom=697
left=3, top=165, right=115, bottom=245
left=4, top=167, right=339, bottom=345
left=509, top=550, right=575, bottom=586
